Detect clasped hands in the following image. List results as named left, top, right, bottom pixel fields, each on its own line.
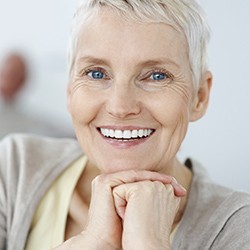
left=55, top=170, right=186, bottom=250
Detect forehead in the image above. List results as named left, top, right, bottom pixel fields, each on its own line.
left=76, top=9, right=189, bottom=67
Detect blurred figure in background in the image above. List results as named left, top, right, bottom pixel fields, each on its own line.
left=0, top=53, right=27, bottom=102
left=0, top=52, right=74, bottom=138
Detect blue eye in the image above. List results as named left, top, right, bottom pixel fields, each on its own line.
left=88, top=70, right=105, bottom=79
left=151, top=72, right=167, bottom=81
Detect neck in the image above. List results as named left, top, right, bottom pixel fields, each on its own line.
left=171, top=158, right=193, bottom=225
left=75, top=160, right=100, bottom=205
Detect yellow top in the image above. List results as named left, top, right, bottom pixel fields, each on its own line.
left=25, top=155, right=178, bottom=249
left=25, top=155, right=87, bottom=250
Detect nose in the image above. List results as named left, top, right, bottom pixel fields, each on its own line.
left=105, top=84, right=141, bottom=119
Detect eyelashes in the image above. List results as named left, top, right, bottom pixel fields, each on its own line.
left=140, top=69, right=174, bottom=82
left=87, top=68, right=109, bottom=80
left=79, top=67, right=174, bottom=80
left=75, top=66, right=175, bottom=91
left=79, top=67, right=110, bottom=80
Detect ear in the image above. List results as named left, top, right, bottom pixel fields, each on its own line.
left=190, top=71, right=213, bottom=122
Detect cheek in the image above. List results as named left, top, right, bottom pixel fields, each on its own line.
left=156, top=95, right=190, bottom=158
left=150, top=91, right=191, bottom=129
left=68, top=88, right=102, bottom=125
left=161, top=101, right=190, bottom=150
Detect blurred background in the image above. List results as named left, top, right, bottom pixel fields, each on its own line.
left=0, top=0, right=249, bottom=191
left=0, top=0, right=78, bottom=138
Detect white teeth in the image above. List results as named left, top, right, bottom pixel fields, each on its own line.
left=123, top=130, right=131, bottom=139
left=114, top=130, right=123, bottom=138
left=100, top=128, right=108, bottom=137
left=138, top=129, right=144, bottom=138
left=131, top=130, right=138, bottom=138
left=100, top=128, right=154, bottom=139
left=109, top=129, right=115, bottom=137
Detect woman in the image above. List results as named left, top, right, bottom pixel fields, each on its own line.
left=1, top=0, right=250, bottom=249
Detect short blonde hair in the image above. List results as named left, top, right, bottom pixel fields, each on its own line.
left=68, top=0, right=210, bottom=90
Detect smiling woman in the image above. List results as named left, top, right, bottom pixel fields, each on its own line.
left=1, top=0, right=250, bottom=250
left=67, top=10, right=197, bottom=173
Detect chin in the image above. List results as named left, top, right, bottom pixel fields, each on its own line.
left=96, top=158, right=151, bottom=174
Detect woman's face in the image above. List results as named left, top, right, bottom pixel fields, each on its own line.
left=68, top=10, right=198, bottom=174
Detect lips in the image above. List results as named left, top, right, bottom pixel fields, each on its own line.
left=98, top=128, right=154, bottom=140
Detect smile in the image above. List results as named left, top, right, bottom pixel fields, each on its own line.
left=99, top=128, right=155, bottom=141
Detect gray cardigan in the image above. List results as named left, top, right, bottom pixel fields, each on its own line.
left=0, top=134, right=250, bottom=250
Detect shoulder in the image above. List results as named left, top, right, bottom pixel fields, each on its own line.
left=0, top=132, right=83, bottom=187
left=191, top=158, right=250, bottom=209
left=1, top=132, right=81, bottom=163
left=174, top=159, right=250, bottom=249
left=0, top=133, right=83, bottom=186
left=211, top=204, right=250, bottom=249
left=0, top=134, right=83, bottom=248
left=0, top=133, right=81, bottom=155
left=192, top=158, right=250, bottom=229
left=0, top=133, right=83, bottom=200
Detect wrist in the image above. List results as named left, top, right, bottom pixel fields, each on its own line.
left=123, top=241, right=171, bottom=250
left=81, top=231, right=121, bottom=250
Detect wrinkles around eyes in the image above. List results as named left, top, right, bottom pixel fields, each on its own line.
left=71, top=79, right=87, bottom=93
left=168, top=82, right=192, bottom=104
left=71, top=73, right=193, bottom=101
left=71, top=77, right=104, bottom=92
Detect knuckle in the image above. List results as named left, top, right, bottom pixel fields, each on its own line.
left=130, top=184, right=141, bottom=194
left=92, top=175, right=101, bottom=185
left=91, top=174, right=106, bottom=187
left=152, top=180, right=162, bottom=189
left=129, top=181, right=149, bottom=195
left=165, top=183, right=175, bottom=194
left=138, top=181, right=154, bottom=194
left=171, top=177, right=177, bottom=184
left=129, top=169, right=140, bottom=179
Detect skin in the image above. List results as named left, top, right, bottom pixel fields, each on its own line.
left=56, top=8, right=212, bottom=250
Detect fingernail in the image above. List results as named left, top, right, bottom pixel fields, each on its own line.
left=172, top=180, right=187, bottom=194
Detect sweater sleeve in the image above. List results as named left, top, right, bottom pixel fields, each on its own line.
left=211, top=205, right=250, bottom=249
left=0, top=137, right=7, bottom=249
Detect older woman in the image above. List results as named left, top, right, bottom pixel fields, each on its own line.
left=1, top=0, right=250, bottom=249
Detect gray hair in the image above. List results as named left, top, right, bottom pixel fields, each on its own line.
left=68, top=0, right=210, bottom=90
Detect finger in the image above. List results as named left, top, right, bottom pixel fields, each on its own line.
left=93, top=169, right=177, bottom=189
left=113, top=181, right=182, bottom=220
left=112, top=189, right=127, bottom=220
left=171, top=178, right=187, bottom=197
left=93, top=170, right=186, bottom=200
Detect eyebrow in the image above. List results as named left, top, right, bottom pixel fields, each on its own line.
left=76, top=55, right=181, bottom=69
left=138, top=59, right=180, bottom=69
left=76, top=56, right=110, bottom=67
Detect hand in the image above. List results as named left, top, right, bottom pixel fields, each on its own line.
left=113, top=178, right=185, bottom=250
left=54, top=170, right=185, bottom=249
left=85, top=170, right=185, bottom=249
